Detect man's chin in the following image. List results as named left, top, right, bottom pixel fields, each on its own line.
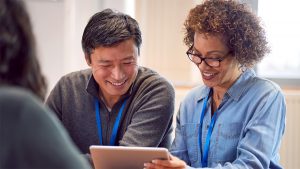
left=108, top=88, right=128, bottom=96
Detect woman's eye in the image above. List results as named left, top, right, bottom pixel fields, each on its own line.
left=207, top=56, right=221, bottom=59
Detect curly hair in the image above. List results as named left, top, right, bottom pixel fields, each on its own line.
left=184, top=0, right=269, bottom=68
left=0, top=0, right=47, bottom=100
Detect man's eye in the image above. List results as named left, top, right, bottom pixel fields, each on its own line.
left=124, top=60, right=136, bottom=64
left=99, top=64, right=111, bottom=67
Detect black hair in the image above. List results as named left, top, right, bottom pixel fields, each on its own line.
left=82, top=9, right=142, bottom=62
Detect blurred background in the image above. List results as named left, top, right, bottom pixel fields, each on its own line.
left=24, top=0, right=300, bottom=168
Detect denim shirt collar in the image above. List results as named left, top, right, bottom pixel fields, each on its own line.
left=227, top=68, right=256, bottom=101
left=197, top=87, right=211, bottom=102
left=197, top=68, right=256, bottom=102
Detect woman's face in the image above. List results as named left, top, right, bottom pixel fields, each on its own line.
left=193, top=32, right=241, bottom=91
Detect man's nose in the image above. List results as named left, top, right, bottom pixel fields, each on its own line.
left=111, top=65, right=125, bottom=80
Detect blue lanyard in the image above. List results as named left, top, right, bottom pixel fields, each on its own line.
left=94, top=98, right=127, bottom=145
left=198, top=90, right=218, bottom=167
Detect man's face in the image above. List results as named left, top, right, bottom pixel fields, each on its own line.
left=86, top=39, right=138, bottom=102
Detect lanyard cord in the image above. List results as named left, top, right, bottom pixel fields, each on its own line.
left=198, top=90, right=218, bottom=167
left=94, top=98, right=127, bottom=145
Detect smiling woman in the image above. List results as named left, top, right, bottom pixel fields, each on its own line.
left=144, top=1, right=286, bottom=169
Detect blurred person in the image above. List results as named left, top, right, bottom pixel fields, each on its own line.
left=144, top=0, right=286, bottom=168
left=46, top=9, right=175, bottom=156
left=0, top=0, right=91, bottom=168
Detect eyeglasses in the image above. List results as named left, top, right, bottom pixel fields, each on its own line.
left=186, top=45, right=231, bottom=67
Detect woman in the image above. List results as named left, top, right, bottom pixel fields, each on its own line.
left=0, top=0, right=91, bottom=168
left=144, top=0, right=286, bottom=168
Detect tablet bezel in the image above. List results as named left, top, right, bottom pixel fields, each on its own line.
left=90, top=145, right=170, bottom=169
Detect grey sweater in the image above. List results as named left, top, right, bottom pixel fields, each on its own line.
left=46, top=66, right=175, bottom=154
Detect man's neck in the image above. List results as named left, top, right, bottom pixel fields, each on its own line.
left=101, top=95, right=120, bottom=110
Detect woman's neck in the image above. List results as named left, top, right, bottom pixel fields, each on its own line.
left=211, top=89, right=225, bottom=113
left=211, top=68, right=243, bottom=111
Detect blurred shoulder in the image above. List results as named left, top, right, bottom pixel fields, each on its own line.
left=0, top=86, right=38, bottom=104
left=0, top=86, right=49, bottom=120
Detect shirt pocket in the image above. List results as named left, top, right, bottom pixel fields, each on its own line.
left=212, top=122, right=243, bottom=163
left=182, top=123, right=200, bottom=164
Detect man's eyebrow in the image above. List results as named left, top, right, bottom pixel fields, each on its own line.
left=122, top=56, right=135, bottom=60
left=96, top=59, right=111, bottom=63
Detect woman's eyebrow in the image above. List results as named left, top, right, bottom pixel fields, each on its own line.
left=193, top=47, right=225, bottom=55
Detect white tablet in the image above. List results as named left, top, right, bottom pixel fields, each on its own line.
left=90, top=145, right=170, bottom=169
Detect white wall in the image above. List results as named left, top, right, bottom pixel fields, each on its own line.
left=24, top=0, right=129, bottom=94
left=25, top=0, right=65, bottom=93
left=135, top=0, right=203, bottom=86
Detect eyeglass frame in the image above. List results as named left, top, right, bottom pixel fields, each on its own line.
left=186, top=45, right=231, bottom=67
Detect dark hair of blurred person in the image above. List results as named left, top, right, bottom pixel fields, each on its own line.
left=0, top=0, right=91, bottom=168
left=0, top=0, right=46, bottom=100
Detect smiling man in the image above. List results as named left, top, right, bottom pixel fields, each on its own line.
left=46, top=9, right=175, bottom=155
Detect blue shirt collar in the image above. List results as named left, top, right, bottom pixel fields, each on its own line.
left=227, top=68, right=256, bottom=101
left=197, top=87, right=211, bottom=102
left=197, top=68, right=256, bottom=102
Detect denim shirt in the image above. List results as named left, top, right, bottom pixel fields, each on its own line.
left=170, top=69, right=286, bottom=169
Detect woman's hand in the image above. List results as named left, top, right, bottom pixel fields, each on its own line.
left=144, top=154, right=187, bottom=169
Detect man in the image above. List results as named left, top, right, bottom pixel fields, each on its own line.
left=46, top=9, right=175, bottom=154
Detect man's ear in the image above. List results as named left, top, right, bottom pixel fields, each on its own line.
left=85, top=54, right=91, bottom=66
